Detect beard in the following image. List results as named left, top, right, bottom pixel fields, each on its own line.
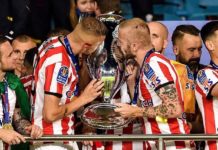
left=178, top=55, right=200, bottom=71
left=125, top=53, right=136, bottom=60
left=122, top=44, right=136, bottom=60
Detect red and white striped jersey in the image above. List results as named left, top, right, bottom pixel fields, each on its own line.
left=195, top=67, right=218, bottom=150
left=31, top=36, right=78, bottom=135
left=139, top=51, right=193, bottom=149
left=20, top=74, right=33, bottom=98
left=105, top=121, right=145, bottom=150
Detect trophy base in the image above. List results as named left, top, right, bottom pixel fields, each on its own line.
left=81, top=103, right=132, bottom=130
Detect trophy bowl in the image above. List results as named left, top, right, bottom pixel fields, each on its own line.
left=81, top=103, right=132, bottom=129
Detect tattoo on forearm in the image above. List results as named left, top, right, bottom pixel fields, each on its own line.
left=143, top=84, right=181, bottom=118
left=13, top=109, right=31, bottom=135
left=159, top=105, right=168, bottom=114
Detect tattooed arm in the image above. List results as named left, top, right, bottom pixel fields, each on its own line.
left=13, top=108, right=43, bottom=138
left=13, top=108, right=31, bottom=135
left=115, top=83, right=182, bottom=119
left=142, top=83, right=182, bottom=118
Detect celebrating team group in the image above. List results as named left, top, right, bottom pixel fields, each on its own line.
left=0, top=15, right=218, bottom=150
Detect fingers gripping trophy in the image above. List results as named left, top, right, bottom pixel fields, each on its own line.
left=81, top=14, right=132, bottom=129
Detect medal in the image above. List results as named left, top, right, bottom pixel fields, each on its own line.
left=1, top=81, right=13, bottom=130
left=2, top=123, right=13, bottom=130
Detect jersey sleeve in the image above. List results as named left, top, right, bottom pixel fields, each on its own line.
left=143, top=59, right=175, bottom=91
left=196, top=69, right=218, bottom=98
left=44, top=62, right=70, bottom=97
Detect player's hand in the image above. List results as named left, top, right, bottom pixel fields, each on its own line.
left=25, top=125, right=43, bottom=139
left=0, top=129, right=26, bottom=145
left=115, top=103, right=142, bottom=118
left=81, top=125, right=96, bottom=147
left=81, top=79, right=104, bottom=103
left=126, top=60, right=138, bottom=81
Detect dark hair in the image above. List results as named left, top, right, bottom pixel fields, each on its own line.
left=24, top=47, right=38, bottom=67
left=172, top=25, right=200, bottom=45
left=201, top=21, right=218, bottom=43
left=69, top=0, right=97, bottom=29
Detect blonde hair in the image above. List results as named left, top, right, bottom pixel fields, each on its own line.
left=119, top=18, right=151, bottom=47
left=75, top=17, right=107, bottom=36
left=14, top=35, right=34, bottom=43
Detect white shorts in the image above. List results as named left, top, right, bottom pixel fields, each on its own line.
left=30, top=141, right=79, bottom=150
left=147, top=141, right=195, bottom=150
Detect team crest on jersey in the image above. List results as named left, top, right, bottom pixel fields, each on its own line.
left=186, top=66, right=194, bottom=80
left=141, top=99, right=153, bottom=107
left=182, top=112, right=187, bottom=119
left=198, top=70, right=213, bottom=92
left=66, top=90, right=74, bottom=98
left=57, top=66, right=69, bottom=84
left=144, top=64, right=161, bottom=88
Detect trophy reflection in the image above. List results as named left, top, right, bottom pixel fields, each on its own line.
left=101, top=68, right=115, bottom=103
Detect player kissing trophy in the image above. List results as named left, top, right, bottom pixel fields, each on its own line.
left=81, top=14, right=132, bottom=129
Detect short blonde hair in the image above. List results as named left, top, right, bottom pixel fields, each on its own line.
left=75, top=17, right=108, bottom=36
left=119, top=18, right=151, bottom=47
left=13, top=35, right=34, bottom=43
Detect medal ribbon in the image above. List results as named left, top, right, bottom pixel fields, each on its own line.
left=64, top=37, right=79, bottom=96
left=210, top=60, right=218, bottom=69
left=1, top=81, right=11, bottom=124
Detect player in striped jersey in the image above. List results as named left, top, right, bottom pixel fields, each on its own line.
left=171, top=24, right=205, bottom=131
left=114, top=18, right=194, bottom=150
left=94, top=27, right=143, bottom=150
left=31, top=17, right=107, bottom=150
left=195, top=21, right=218, bottom=150
left=0, top=36, right=42, bottom=150
left=147, top=22, right=202, bottom=132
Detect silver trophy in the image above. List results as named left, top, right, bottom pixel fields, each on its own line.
left=81, top=14, right=132, bottom=129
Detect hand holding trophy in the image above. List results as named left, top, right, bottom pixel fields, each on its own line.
left=81, top=14, right=132, bottom=129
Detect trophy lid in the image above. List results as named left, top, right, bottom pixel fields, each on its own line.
left=97, top=14, right=125, bottom=24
